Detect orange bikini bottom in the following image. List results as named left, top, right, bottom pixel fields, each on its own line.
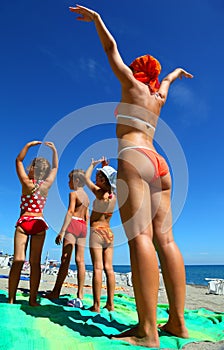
left=118, top=146, right=169, bottom=181
left=91, top=226, right=114, bottom=244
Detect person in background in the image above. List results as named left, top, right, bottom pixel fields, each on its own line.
left=45, top=169, right=89, bottom=307
left=8, top=140, right=58, bottom=306
left=70, top=5, right=193, bottom=347
left=85, top=157, right=117, bottom=312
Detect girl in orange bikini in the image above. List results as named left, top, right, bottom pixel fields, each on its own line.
left=8, top=140, right=58, bottom=306
left=85, top=157, right=117, bottom=312
left=70, top=5, right=193, bottom=348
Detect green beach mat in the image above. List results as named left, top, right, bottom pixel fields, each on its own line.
left=0, top=290, right=224, bottom=349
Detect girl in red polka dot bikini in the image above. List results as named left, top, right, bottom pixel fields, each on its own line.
left=8, top=140, right=58, bottom=306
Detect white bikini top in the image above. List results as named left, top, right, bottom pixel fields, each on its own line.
left=115, top=92, right=161, bottom=131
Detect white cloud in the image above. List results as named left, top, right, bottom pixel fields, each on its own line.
left=170, top=83, right=209, bottom=127
left=49, top=247, right=61, bottom=252
left=0, top=234, right=13, bottom=253
left=41, top=50, right=106, bottom=84
left=172, top=85, right=194, bottom=110
left=87, top=58, right=97, bottom=78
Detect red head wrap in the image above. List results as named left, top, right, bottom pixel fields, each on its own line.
left=129, top=54, right=161, bottom=93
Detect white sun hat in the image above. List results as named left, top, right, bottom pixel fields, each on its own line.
left=97, top=165, right=117, bottom=190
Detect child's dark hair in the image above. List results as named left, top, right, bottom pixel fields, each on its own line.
left=69, top=169, right=86, bottom=187
left=27, top=157, right=51, bottom=180
left=99, top=170, right=111, bottom=188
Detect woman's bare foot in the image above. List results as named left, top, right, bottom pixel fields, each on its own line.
left=103, top=303, right=114, bottom=311
left=77, top=290, right=84, bottom=299
left=112, top=325, right=160, bottom=348
left=8, top=296, right=16, bottom=304
left=29, top=299, right=41, bottom=307
left=88, top=305, right=100, bottom=313
left=158, top=321, right=189, bottom=338
left=43, top=291, right=59, bottom=300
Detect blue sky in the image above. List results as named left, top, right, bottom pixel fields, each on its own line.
left=0, top=0, right=224, bottom=265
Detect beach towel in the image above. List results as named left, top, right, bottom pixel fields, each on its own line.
left=0, top=290, right=224, bottom=350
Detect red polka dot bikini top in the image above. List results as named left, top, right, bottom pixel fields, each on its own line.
left=20, top=180, right=47, bottom=213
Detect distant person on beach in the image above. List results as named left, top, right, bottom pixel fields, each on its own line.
left=45, top=169, right=89, bottom=306
left=70, top=5, right=193, bottom=347
left=8, top=140, right=58, bottom=306
left=85, top=157, right=117, bottom=312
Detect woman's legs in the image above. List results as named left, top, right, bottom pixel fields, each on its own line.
left=75, top=237, right=86, bottom=299
left=46, top=238, right=74, bottom=299
left=116, top=154, right=160, bottom=348
left=103, top=245, right=115, bottom=311
left=151, top=177, right=188, bottom=338
left=8, top=227, right=28, bottom=304
left=29, top=231, right=46, bottom=306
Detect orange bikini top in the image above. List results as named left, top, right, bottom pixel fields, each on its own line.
left=102, top=212, right=113, bottom=217
left=92, top=194, right=114, bottom=218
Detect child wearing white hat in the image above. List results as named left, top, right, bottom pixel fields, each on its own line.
left=85, top=157, right=117, bottom=312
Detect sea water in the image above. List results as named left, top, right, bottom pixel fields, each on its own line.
left=185, top=265, right=224, bottom=286
left=70, top=264, right=224, bottom=287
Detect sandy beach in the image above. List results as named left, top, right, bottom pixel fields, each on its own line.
left=1, top=266, right=224, bottom=349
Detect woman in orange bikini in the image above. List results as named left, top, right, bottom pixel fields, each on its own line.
left=70, top=4, right=193, bottom=348
left=8, top=140, right=58, bottom=306
left=85, top=157, right=117, bottom=312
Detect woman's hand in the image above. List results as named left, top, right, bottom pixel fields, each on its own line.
left=27, top=141, right=42, bottom=147
left=176, top=68, right=194, bottom=80
left=69, top=4, right=98, bottom=22
left=44, top=141, right=56, bottom=150
left=91, top=156, right=107, bottom=167
left=55, top=232, right=64, bottom=245
left=101, top=157, right=109, bottom=167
